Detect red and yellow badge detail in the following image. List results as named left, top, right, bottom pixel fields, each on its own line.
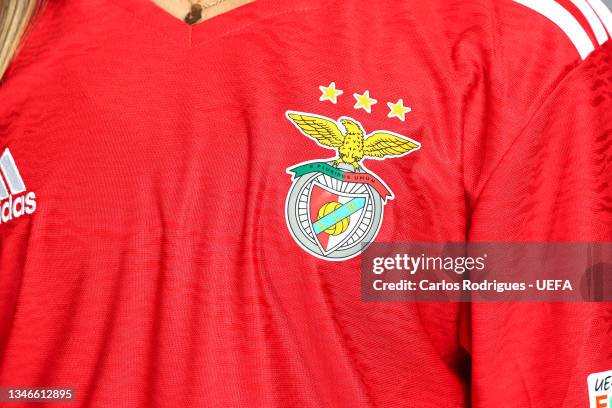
left=284, top=106, right=420, bottom=261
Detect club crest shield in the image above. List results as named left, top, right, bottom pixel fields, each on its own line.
left=285, top=111, right=420, bottom=261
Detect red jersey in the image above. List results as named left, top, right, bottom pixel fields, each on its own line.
left=0, top=0, right=610, bottom=406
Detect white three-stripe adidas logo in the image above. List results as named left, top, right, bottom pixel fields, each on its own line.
left=0, top=148, right=36, bottom=224
left=514, top=0, right=611, bottom=60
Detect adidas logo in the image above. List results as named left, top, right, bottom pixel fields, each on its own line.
left=0, top=148, right=36, bottom=225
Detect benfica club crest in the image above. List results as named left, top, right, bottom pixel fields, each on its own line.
left=285, top=111, right=420, bottom=261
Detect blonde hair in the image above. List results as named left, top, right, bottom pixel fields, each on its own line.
left=0, top=0, right=43, bottom=81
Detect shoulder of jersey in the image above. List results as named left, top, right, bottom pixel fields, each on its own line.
left=510, top=0, right=611, bottom=60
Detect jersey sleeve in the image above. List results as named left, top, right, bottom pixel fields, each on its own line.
left=463, top=0, right=611, bottom=199
left=465, top=26, right=611, bottom=408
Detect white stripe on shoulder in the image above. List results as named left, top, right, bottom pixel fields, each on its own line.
left=513, top=0, right=596, bottom=59
left=571, top=0, right=609, bottom=44
left=586, top=0, right=612, bottom=37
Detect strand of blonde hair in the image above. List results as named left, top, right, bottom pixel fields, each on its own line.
left=0, top=0, right=41, bottom=82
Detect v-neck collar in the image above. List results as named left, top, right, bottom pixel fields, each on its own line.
left=108, top=0, right=326, bottom=48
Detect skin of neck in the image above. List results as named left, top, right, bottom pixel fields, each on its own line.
left=150, top=0, right=256, bottom=23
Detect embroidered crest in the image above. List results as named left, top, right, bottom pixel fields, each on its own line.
left=284, top=111, right=420, bottom=261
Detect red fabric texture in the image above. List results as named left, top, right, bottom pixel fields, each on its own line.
left=0, top=0, right=610, bottom=406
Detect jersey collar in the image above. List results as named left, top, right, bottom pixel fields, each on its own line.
left=108, top=0, right=326, bottom=48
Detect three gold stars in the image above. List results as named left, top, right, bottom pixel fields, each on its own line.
left=318, top=83, right=412, bottom=120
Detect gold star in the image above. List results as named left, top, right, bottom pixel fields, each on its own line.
left=387, top=99, right=412, bottom=121
left=353, top=90, right=378, bottom=113
left=319, top=82, right=343, bottom=104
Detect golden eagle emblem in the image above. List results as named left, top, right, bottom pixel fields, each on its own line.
left=286, top=111, right=420, bottom=171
